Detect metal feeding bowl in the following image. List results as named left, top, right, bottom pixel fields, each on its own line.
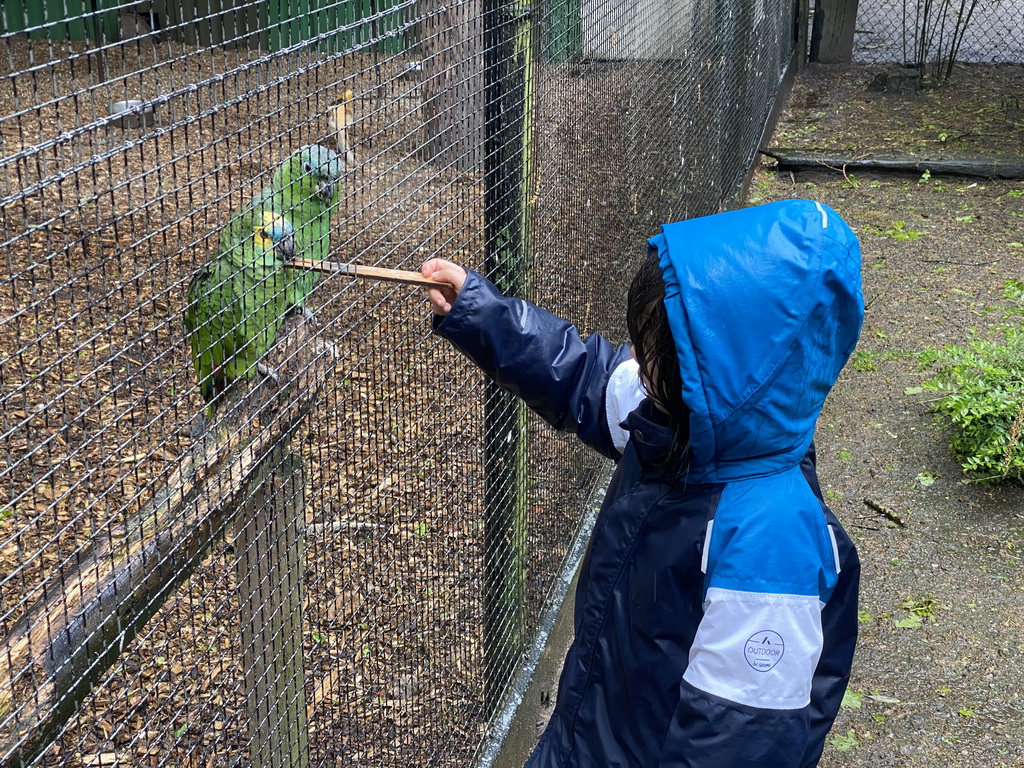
left=108, top=99, right=157, bottom=129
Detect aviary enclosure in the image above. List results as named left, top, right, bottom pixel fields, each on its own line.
left=7, top=0, right=1002, bottom=765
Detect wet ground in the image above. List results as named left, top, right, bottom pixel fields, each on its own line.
left=758, top=62, right=1024, bottom=767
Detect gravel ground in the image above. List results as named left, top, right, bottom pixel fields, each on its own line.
left=757, top=63, right=1024, bottom=767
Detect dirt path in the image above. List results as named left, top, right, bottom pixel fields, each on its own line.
left=755, top=63, right=1024, bottom=767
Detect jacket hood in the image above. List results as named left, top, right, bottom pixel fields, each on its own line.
left=649, top=200, right=863, bottom=483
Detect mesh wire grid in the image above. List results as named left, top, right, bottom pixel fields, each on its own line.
left=0, top=1, right=796, bottom=765
left=849, top=0, right=1024, bottom=65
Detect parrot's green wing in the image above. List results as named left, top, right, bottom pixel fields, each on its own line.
left=184, top=256, right=243, bottom=407
left=186, top=213, right=295, bottom=412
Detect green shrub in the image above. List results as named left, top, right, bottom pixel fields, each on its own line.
left=919, top=281, right=1024, bottom=483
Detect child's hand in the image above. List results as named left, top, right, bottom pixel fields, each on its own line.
left=421, top=258, right=467, bottom=316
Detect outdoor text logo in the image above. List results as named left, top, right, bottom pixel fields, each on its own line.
left=743, top=630, right=785, bottom=672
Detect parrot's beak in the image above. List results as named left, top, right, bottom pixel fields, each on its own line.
left=317, top=177, right=337, bottom=203
left=277, top=232, right=296, bottom=261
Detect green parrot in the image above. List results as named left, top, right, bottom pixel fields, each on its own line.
left=220, top=144, right=345, bottom=314
left=185, top=211, right=297, bottom=412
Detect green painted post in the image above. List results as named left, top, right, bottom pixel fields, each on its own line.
left=45, top=0, right=87, bottom=40
left=25, top=0, right=47, bottom=38
left=267, top=0, right=283, bottom=51
left=544, top=0, right=581, bottom=63
left=295, top=0, right=311, bottom=48
left=482, top=0, right=536, bottom=717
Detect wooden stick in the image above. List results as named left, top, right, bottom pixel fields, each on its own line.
left=863, top=498, right=907, bottom=528
left=287, top=258, right=450, bottom=287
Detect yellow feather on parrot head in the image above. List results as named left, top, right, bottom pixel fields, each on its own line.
left=252, top=211, right=296, bottom=260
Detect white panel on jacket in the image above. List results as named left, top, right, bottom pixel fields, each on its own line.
left=605, top=358, right=644, bottom=455
left=683, top=587, right=824, bottom=710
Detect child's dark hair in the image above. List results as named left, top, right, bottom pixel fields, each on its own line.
left=626, top=253, right=690, bottom=472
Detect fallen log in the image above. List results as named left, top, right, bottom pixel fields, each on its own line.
left=761, top=147, right=1024, bottom=180
left=0, top=314, right=336, bottom=767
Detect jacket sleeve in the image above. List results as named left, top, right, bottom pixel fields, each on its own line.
left=432, top=270, right=640, bottom=459
left=658, top=681, right=811, bottom=767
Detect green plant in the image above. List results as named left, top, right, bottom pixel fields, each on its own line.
left=851, top=350, right=878, bottom=372
left=918, top=281, right=1024, bottom=482
left=828, top=729, right=861, bottom=752
left=915, top=470, right=937, bottom=487
left=841, top=688, right=864, bottom=709
left=899, top=595, right=942, bottom=619
left=881, top=221, right=923, bottom=240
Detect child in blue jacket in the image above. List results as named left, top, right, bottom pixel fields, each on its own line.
left=421, top=199, right=864, bottom=767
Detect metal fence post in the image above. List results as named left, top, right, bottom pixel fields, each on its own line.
left=235, top=455, right=310, bottom=768
left=482, top=0, right=536, bottom=716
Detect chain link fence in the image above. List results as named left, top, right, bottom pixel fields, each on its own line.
left=851, top=0, right=1024, bottom=64
left=0, top=1, right=798, bottom=765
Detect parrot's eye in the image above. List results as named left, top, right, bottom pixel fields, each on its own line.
left=304, top=162, right=312, bottom=174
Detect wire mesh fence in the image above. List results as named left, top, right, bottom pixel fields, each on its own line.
left=0, top=1, right=798, bottom=765
left=851, top=0, right=1024, bottom=65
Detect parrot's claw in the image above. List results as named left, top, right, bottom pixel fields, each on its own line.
left=257, top=362, right=281, bottom=387
left=290, top=303, right=317, bottom=327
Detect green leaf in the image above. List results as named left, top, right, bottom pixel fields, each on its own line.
left=851, top=350, right=878, bottom=371
left=904, top=386, right=923, bottom=395
left=895, top=614, right=923, bottom=629
left=829, top=729, right=861, bottom=752
left=857, top=609, right=874, bottom=623
left=841, top=688, right=864, bottom=709
left=900, top=596, right=942, bottom=617
left=915, top=471, right=937, bottom=487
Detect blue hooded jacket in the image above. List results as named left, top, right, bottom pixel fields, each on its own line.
left=434, top=200, right=864, bottom=767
